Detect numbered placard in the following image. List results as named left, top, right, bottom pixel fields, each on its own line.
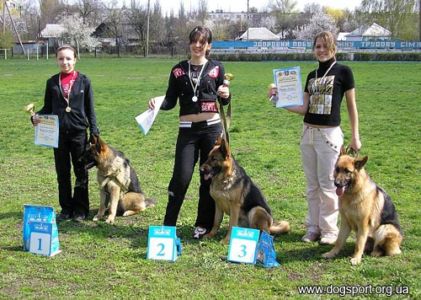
left=23, top=205, right=61, bottom=257
left=227, top=227, right=260, bottom=264
left=147, top=226, right=181, bottom=262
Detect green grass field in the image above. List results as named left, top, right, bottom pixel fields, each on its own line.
left=0, top=57, right=420, bottom=299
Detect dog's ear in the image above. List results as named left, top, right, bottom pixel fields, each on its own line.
left=95, top=136, right=106, bottom=153
left=340, top=146, right=347, bottom=156
left=354, top=155, right=368, bottom=170
left=220, top=137, right=231, bottom=159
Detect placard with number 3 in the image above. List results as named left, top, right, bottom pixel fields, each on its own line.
left=227, top=227, right=260, bottom=264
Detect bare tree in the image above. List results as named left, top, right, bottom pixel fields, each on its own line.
left=270, top=0, right=299, bottom=38
left=197, top=0, right=208, bottom=24
left=359, top=0, right=417, bottom=39
left=76, top=0, right=105, bottom=26
left=38, top=0, right=64, bottom=29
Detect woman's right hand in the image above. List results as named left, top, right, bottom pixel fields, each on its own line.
left=31, top=115, right=40, bottom=126
left=148, top=98, right=155, bottom=110
left=267, top=83, right=277, bottom=98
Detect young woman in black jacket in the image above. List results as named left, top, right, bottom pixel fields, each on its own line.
left=32, top=45, right=99, bottom=222
left=149, top=26, right=231, bottom=238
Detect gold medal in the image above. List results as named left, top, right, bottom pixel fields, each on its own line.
left=65, top=106, right=71, bottom=112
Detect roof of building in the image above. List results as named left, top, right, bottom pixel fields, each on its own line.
left=237, top=27, right=279, bottom=41
left=348, top=23, right=391, bottom=37
left=40, top=24, right=65, bottom=38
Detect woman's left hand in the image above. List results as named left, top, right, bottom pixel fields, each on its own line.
left=217, top=85, right=230, bottom=99
left=350, top=137, right=362, bottom=152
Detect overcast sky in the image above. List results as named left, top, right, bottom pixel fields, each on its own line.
left=107, top=0, right=362, bottom=14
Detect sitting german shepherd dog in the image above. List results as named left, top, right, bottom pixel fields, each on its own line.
left=323, top=148, right=402, bottom=265
left=200, top=137, right=290, bottom=244
left=84, top=136, right=155, bottom=224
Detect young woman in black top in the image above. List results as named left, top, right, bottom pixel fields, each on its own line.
left=31, top=45, right=99, bottom=222
left=149, top=26, right=230, bottom=238
left=269, top=31, right=361, bottom=245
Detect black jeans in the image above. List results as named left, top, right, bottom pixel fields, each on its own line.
left=164, top=122, right=223, bottom=230
left=53, top=130, right=89, bottom=217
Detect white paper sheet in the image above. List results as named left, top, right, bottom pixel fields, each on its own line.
left=34, top=115, right=59, bottom=148
left=135, top=96, right=165, bottom=135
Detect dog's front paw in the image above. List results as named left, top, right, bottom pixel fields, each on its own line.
left=93, top=215, right=100, bottom=222
left=350, top=256, right=362, bottom=265
left=322, top=251, right=337, bottom=259
left=204, top=230, right=217, bottom=239
left=370, top=249, right=383, bottom=257
left=105, top=217, right=115, bottom=225
left=220, top=236, right=230, bottom=245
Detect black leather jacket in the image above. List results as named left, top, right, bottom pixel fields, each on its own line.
left=161, top=59, right=231, bottom=116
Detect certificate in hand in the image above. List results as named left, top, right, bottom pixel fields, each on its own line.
left=135, top=96, right=165, bottom=135
left=34, top=115, right=59, bottom=148
left=273, top=66, right=303, bottom=108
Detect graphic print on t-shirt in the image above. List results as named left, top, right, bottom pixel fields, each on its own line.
left=307, top=75, right=334, bottom=115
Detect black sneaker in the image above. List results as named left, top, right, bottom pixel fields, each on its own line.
left=56, top=213, right=71, bottom=222
left=192, top=226, right=208, bottom=239
left=73, top=214, right=86, bottom=222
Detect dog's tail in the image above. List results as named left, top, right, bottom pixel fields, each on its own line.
left=144, top=197, right=157, bottom=208
left=270, top=220, right=290, bottom=235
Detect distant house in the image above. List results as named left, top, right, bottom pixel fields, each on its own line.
left=337, top=32, right=350, bottom=41
left=39, top=24, right=66, bottom=47
left=345, top=23, right=391, bottom=41
left=237, top=27, right=279, bottom=41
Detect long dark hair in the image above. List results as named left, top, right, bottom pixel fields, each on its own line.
left=189, top=26, right=212, bottom=57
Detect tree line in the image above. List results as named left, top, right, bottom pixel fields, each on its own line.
left=1, top=0, right=420, bottom=54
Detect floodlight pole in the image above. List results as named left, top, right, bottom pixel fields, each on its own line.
left=246, top=0, right=249, bottom=40
left=419, top=0, right=421, bottom=41
left=146, top=0, right=150, bottom=57
left=3, top=0, right=25, bottom=55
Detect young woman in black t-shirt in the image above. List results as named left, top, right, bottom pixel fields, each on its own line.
left=269, top=31, right=361, bottom=245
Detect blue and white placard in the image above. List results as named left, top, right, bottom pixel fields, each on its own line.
left=147, top=226, right=181, bottom=261
left=34, top=115, right=59, bottom=148
left=23, top=205, right=61, bottom=256
left=227, top=227, right=260, bottom=264
left=273, top=66, right=303, bottom=108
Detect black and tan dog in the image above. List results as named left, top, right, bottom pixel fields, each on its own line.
left=322, top=148, right=402, bottom=265
left=84, top=136, right=155, bottom=224
left=200, top=137, right=290, bottom=244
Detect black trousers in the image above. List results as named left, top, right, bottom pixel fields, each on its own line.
left=164, top=122, right=222, bottom=231
left=53, top=130, right=89, bottom=217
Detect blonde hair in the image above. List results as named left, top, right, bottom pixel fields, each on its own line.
left=312, top=31, right=337, bottom=54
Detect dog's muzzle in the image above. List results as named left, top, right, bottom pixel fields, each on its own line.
left=334, top=181, right=348, bottom=197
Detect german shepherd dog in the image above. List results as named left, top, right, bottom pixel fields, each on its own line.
left=322, top=148, right=402, bottom=265
left=200, top=137, right=290, bottom=244
left=84, top=136, right=155, bottom=224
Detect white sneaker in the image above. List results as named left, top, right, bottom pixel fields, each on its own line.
left=320, top=235, right=337, bottom=245
left=193, top=226, right=207, bottom=239
left=301, top=232, right=320, bottom=243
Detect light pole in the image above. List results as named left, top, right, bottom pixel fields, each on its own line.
left=246, top=0, right=249, bottom=40
left=146, top=0, right=150, bottom=57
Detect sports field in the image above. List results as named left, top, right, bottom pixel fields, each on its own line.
left=0, top=58, right=420, bottom=298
